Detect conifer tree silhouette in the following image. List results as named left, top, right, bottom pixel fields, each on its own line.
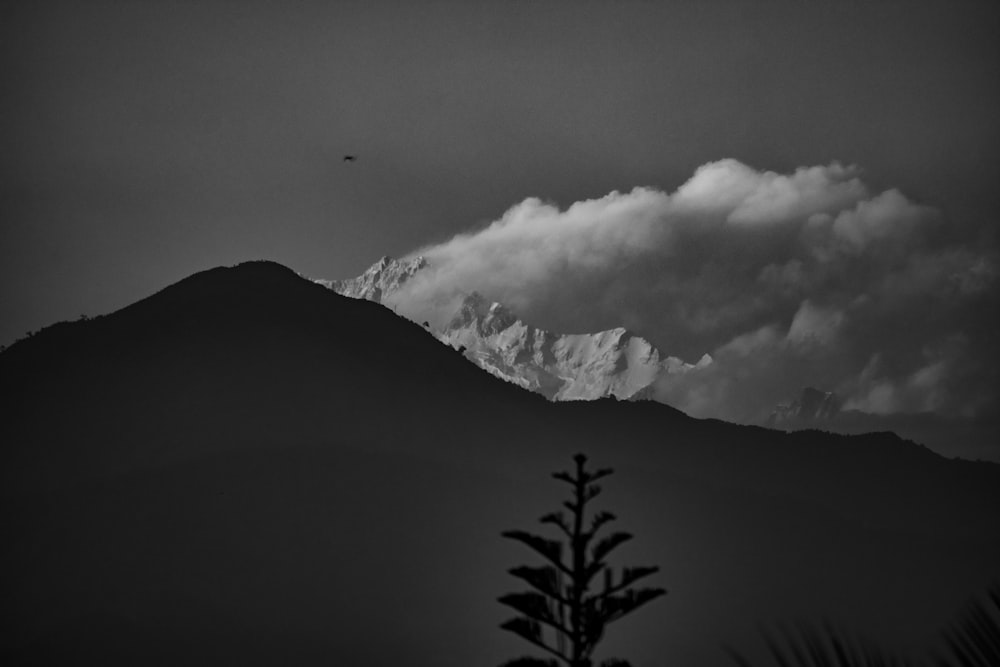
left=498, top=453, right=666, bottom=667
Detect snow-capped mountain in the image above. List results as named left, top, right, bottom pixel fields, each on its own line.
left=315, top=255, right=427, bottom=302
left=317, top=256, right=709, bottom=400
left=439, top=291, right=709, bottom=400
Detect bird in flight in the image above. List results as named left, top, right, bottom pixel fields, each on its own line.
left=343, top=155, right=357, bottom=162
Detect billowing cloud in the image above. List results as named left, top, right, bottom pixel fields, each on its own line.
left=388, top=159, right=999, bottom=423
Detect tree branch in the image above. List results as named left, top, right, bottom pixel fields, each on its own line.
left=500, top=618, right=571, bottom=664
left=502, top=530, right=573, bottom=577
left=508, top=566, right=573, bottom=605
left=595, top=567, right=662, bottom=599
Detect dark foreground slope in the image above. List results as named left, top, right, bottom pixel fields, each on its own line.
left=2, top=261, right=998, bottom=667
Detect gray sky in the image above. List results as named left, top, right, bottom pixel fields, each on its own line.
left=3, top=1, right=999, bottom=372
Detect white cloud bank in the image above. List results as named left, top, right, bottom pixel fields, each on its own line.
left=389, top=159, right=998, bottom=422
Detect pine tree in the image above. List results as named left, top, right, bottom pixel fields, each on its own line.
left=498, top=453, right=666, bottom=667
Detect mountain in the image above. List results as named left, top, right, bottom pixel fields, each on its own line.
left=438, top=291, right=711, bottom=400
left=318, top=256, right=709, bottom=400
left=2, top=261, right=998, bottom=666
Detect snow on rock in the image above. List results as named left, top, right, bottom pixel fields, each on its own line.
left=316, top=256, right=708, bottom=401
left=315, top=255, right=426, bottom=302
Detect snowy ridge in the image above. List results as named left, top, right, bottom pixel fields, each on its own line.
left=438, top=292, right=708, bottom=400
left=315, top=255, right=427, bottom=302
left=316, top=256, right=710, bottom=401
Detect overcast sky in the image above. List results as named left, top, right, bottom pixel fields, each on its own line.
left=3, top=2, right=999, bottom=418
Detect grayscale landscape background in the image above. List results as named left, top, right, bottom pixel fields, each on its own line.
left=2, top=2, right=998, bottom=666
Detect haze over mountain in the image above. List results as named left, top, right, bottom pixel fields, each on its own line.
left=2, top=262, right=997, bottom=666
left=766, top=386, right=1000, bottom=463
left=768, top=387, right=843, bottom=425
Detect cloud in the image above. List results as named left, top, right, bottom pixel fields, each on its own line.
left=673, top=159, right=869, bottom=226
left=388, top=159, right=999, bottom=422
left=786, top=301, right=844, bottom=347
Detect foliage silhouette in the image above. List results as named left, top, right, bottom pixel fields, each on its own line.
left=499, top=453, right=664, bottom=667
left=726, top=584, right=1000, bottom=667
left=935, top=584, right=1000, bottom=667
left=499, top=659, right=633, bottom=667
left=724, top=621, right=921, bottom=667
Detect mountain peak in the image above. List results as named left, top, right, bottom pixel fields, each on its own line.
left=439, top=297, right=691, bottom=401
left=317, top=255, right=427, bottom=302
left=447, top=292, right=519, bottom=333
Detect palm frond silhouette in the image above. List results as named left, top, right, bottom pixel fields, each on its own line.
left=726, top=584, right=1000, bottom=667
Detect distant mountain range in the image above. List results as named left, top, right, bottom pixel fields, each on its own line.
left=318, top=255, right=709, bottom=401
left=2, top=261, right=997, bottom=666
left=767, top=387, right=844, bottom=425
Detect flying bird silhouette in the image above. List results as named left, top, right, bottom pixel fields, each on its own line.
left=343, top=155, right=357, bottom=162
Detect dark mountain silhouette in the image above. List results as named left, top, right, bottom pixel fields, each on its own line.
left=1, top=261, right=998, bottom=666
